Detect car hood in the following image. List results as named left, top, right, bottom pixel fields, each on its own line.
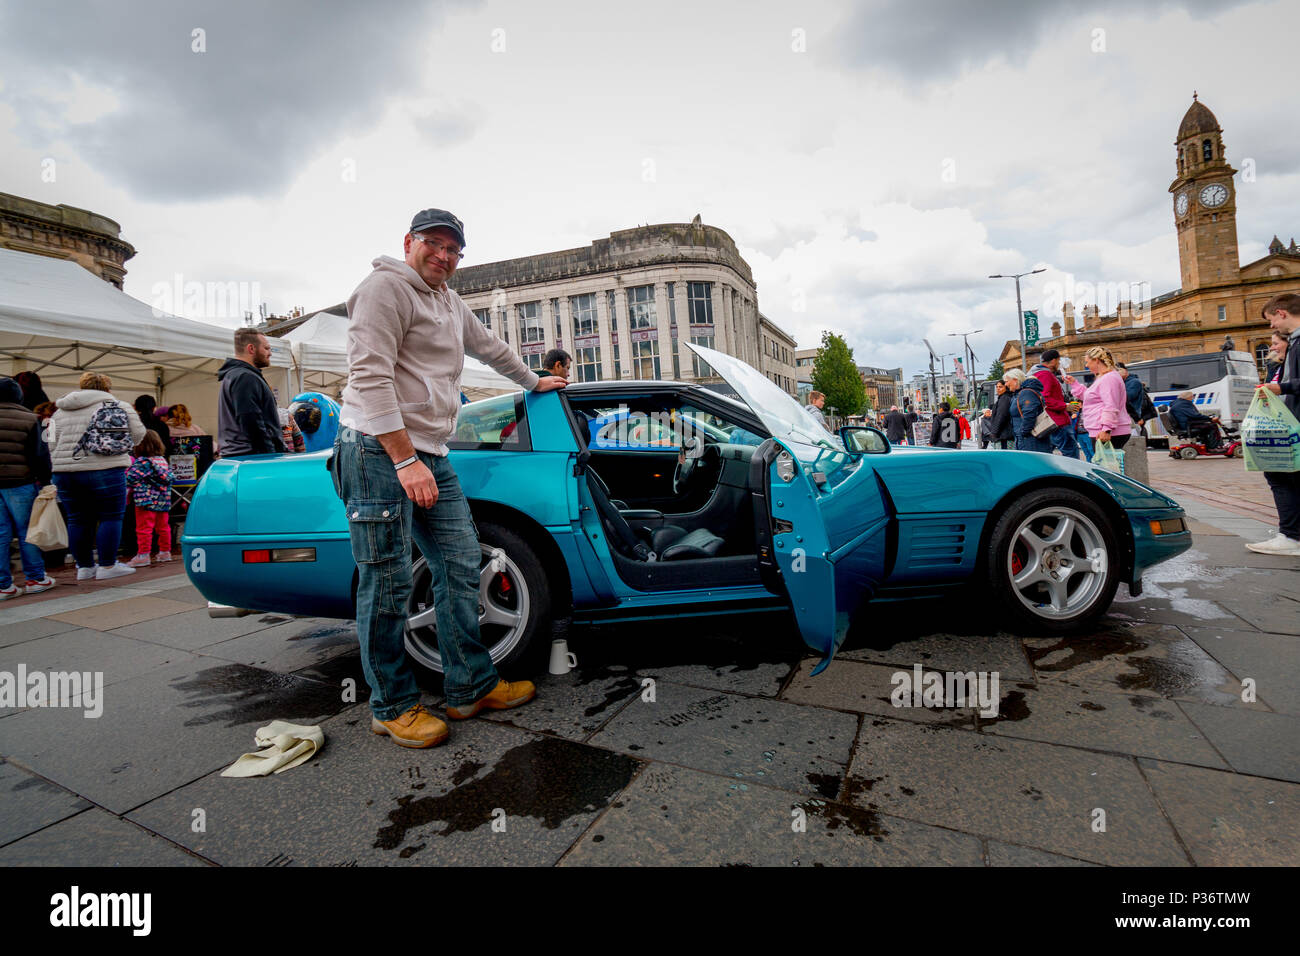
left=684, top=342, right=846, bottom=459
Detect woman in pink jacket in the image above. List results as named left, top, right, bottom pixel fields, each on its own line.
left=1068, top=346, right=1132, bottom=449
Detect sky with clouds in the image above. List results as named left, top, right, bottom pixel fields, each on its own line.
left=2, top=0, right=1297, bottom=382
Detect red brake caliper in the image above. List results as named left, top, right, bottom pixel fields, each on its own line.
left=1010, top=552, right=1023, bottom=575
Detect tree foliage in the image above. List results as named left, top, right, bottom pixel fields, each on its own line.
left=811, top=332, right=866, bottom=418
left=987, top=358, right=1004, bottom=382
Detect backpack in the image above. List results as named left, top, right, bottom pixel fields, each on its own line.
left=73, top=401, right=134, bottom=459
left=1138, top=384, right=1157, bottom=422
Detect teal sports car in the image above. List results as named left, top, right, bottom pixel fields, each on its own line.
left=183, top=345, right=1193, bottom=675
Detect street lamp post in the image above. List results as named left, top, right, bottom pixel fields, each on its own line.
left=949, top=329, right=982, bottom=407
left=989, top=269, right=1045, bottom=371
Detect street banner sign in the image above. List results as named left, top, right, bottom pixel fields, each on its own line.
left=1023, top=310, right=1039, bottom=347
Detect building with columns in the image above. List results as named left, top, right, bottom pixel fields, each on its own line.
left=1000, top=95, right=1300, bottom=377
left=449, top=218, right=789, bottom=390
left=0, top=191, right=135, bottom=288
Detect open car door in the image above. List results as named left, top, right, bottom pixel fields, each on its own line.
left=686, top=343, right=891, bottom=673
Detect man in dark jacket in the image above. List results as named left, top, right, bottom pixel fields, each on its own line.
left=929, top=403, right=961, bottom=448
left=1168, top=393, right=1222, bottom=449
left=1250, top=293, right=1300, bottom=555
left=989, top=380, right=1014, bottom=449
left=218, top=329, right=287, bottom=457
left=882, top=405, right=909, bottom=444
left=0, top=377, right=54, bottom=597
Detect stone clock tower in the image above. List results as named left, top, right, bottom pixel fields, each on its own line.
left=1169, top=93, right=1240, bottom=291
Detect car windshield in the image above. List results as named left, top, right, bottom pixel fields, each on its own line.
left=684, top=342, right=846, bottom=456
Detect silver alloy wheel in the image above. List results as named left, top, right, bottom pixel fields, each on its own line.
left=1006, top=506, right=1109, bottom=619
left=404, top=544, right=531, bottom=673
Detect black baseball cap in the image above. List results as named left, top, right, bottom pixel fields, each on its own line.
left=409, top=208, right=466, bottom=248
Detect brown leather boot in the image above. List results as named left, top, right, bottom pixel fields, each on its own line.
left=446, top=680, right=536, bottom=720
left=370, top=703, right=449, bottom=748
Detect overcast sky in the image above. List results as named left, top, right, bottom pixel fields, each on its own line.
left=2, top=0, right=1296, bottom=383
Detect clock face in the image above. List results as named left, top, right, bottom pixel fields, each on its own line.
left=1199, top=183, right=1229, bottom=208
left=1175, top=193, right=1189, bottom=217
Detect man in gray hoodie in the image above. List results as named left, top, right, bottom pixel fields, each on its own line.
left=336, top=208, right=566, bottom=748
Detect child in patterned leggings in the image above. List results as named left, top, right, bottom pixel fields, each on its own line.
left=125, top=431, right=173, bottom=566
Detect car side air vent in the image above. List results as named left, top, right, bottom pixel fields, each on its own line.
left=905, top=522, right=968, bottom=569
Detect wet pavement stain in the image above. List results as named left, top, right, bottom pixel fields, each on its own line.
left=8, top=776, right=62, bottom=793
left=284, top=624, right=356, bottom=644
left=1127, top=696, right=1177, bottom=719
left=1026, top=630, right=1237, bottom=701
left=975, top=690, right=1030, bottom=727
left=806, top=772, right=842, bottom=800
left=451, top=759, right=485, bottom=787
left=567, top=614, right=802, bottom=679
left=170, top=663, right=346, bottom=728
left=581, top=676, right=640, bottom=719
left=801, top=798, right=888, bottom=840
left=373, top=737, right=638, bottom=851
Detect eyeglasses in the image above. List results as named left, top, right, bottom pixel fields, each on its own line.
left=411, top=233, right=464, bottom=261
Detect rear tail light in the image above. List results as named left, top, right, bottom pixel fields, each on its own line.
left=242, top=548, right=316, bottom=563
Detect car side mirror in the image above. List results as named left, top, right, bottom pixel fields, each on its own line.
left=839, top=426, right=890, bottom=454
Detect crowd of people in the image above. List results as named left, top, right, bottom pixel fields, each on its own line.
left=0, top=325, right=325, bottom=601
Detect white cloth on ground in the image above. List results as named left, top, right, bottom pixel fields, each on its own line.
left=221, top=720, right=325, bottom=777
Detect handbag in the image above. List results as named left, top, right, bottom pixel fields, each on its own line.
left=25, top=485, right=68, bottom=551
left=1016, top=392, right=1058, bottom=438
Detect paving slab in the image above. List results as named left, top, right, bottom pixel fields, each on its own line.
left=196, top=618, right=359, bottom=674
left=1023, top=622, right=1255, bottom=707
left=588, top=681, right=858, bottom=801
left=845, top=717, right=1188, bottom=866
left=150, top=582, right=207, bottom=604
left=984, top=840, right=1098, bottom=866
left=560, top=762, right=985, bottom=866
left=480, top=667, right=641, bottom=741
left=129, top=714, right=638, bottom=866
left=1139, top=758, right=1300, bottom=866
left=976, top=681, right=1229, bottom=768
left=1215, top=591, right=1300, bottom=636
left=1180, top=625, right=1300, bottom=715
left=781, top=658, right=979, bottom=728
left=837, top=630, right=1034, bottom=682
left=568, top=614, right=802, bottom=697
left=0, top=807, right=207, bottom=866
left=0, top=616, right=83, bottom=650
left=0, top=658, right=348, bottom=814
left=48, top=595, right=201, bottom=630
left=108, top=608, right=292, bottom=651
left=0, top=628, right=199, bottom=713
left=0, top=760, right=92, bottom=847
left=1175, top=701, right=1300, bottom=783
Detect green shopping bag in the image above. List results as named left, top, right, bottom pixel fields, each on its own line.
left=1093, top=439, right=1125, bottom=474
left=1241, top=387, right=1300, bottom=473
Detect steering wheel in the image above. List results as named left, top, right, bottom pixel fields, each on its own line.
left=674, top=438, right=716, bottom=495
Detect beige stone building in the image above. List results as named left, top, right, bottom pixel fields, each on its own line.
left=0, top=191, right=135, bottom=288
left=759, top=315, right=798, bottom=394
left=1001, top=96, right=1300, bottom=376
left=449, top=219, right=784, bottom=389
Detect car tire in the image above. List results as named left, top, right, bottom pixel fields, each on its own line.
left=404, top=522, right=550, bottom=677
left=986, top=487, right=1121, bottom=633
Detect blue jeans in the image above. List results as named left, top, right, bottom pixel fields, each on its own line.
left=53, top=468, right=127, bottom=569
left=1050, top=424, right=1080, bottom=459
left=0, top=484, right=47, bottom=587
left=331, top=427, right=498, bottom=719
left=1076, top=431, right=1094, bottom=461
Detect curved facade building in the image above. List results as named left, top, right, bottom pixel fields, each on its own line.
left=451, top=220, right=795, bottom=390
left=0, top=191, right=135, bottom=288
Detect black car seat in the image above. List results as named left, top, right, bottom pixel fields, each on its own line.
left=585, top=464, right=725, bottom=561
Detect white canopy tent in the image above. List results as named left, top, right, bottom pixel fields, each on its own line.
left=284, top=305, right=519, bottom=400
left=0, top=248, right=305, bottom=432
